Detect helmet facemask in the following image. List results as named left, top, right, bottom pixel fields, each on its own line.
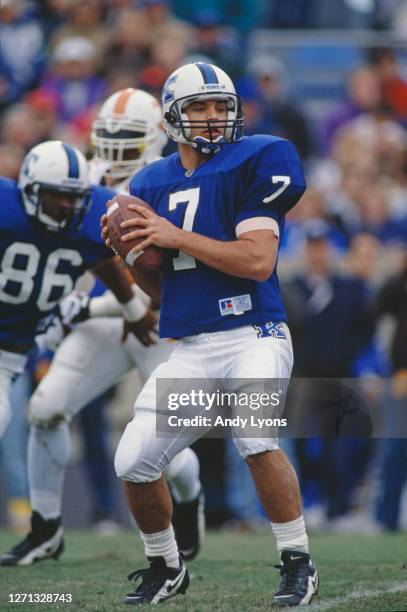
left=162, top=63, right=244, bottom=154
left=19, top=141, right=91, bottom=238
left=91, top=89, right=166, bottom=182
left=165, top=92, right=243, bottom=154
left=91, top=118, right=165, bottom=180
left=23, top=181, right=91, bottom=236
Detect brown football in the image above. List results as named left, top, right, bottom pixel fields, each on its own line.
left=106, top=193, right=165, bottom=272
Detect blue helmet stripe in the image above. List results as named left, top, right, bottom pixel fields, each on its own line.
left=62, top=143, right=79, bottom=178
left=195, top=63, right=219, bottom=85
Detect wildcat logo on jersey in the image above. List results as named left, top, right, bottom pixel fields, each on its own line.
left=254, top=321, right=286, bottom=339
left=219, top=294, right=252, bottom=316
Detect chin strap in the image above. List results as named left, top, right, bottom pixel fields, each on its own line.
left=193, top=137, right=224, bottom=155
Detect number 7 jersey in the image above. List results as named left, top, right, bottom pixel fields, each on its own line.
left=129, top=135, right=306, bottom=338
left=0, top=177, right=114, bottom=348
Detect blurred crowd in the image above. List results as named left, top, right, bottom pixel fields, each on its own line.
left=0, top=0, right=406, bottom=534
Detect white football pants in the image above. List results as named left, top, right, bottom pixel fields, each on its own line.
left=115, top=323, right=293, bottom=482
left=27, top=318, right=201, bottom=517
left=29, top=318, right=174, bottom=425
left=0, top=350, right=27, bottom=438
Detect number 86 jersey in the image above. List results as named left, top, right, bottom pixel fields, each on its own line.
left=129, top=134, right=306, bottom=339
left=0, top=177, right=114, bottom=348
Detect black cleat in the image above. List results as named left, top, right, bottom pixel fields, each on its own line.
left=172, top=489, right=205, bottom=560
left=272, top=550, right=319, bottom=607
left=0, top=511, right=64, bottom=567
left=124, top=556, right=189, bottom=605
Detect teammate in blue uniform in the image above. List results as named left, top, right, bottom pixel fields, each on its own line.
left=102, top=63, right=319, bottom=606
left=0, top=140, right=142, bottom=438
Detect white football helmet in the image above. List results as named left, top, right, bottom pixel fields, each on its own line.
left=91, top=88, right=167, bottom=180
left=162, top=62, right=243, bottom=154
left=18, top=140, right=91, bottom=235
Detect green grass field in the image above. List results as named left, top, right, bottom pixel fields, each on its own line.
left=0, top=529, right=406, bottom=611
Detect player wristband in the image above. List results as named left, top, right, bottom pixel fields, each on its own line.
left=131, top=284, right=151, bottom=308
left=120, top=293, right=148, bottom=322
left=89, top=292, right=123, bottom=318
left=88, top=288, right=149, bottom=321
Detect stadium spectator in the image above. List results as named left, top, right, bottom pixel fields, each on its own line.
left=236, top=78, right=275, bottom=135
left=324, top=232, right=388, bottom=532
left=0, top=145, right=25, bottom=180
left=148, top=36, right=189, bottom=85
left=140, top=0, right=194, bottom=49
left=368, top=47, right=407, bottom=122
left=1, top=104, right=41, bottom=152
left=391, top=0, right=407, bottom=34
left=281, top=221, right=377, bottom=523
left=320, top=116, right=407, bottom=247
left=0, top=0, right=45, bottom=108
left=322, top=66, right=383, bottom=154
left=56, top=103, right=102, bottom=153
left=104, top=9, right=151, bottom=78
left=34, top=0, right=71, bottom=42
left=248, top=55, right=313, bottom=159
left=191, top=9, right=242, bottom=78
left=24, top=89, right=61, bottom=143
left=282, top=219, right=375, bottom=379
left=374, top=253, right=407, bottom=531
left=279, top=190, right=348, bottom=266
left=345, top=232, right=383, bottom=285
left=373, top=0, right=406, bottom=30
left=40, top=37, right=107, bottom=123
left=105, top=0, right=134, bottom=11
left=49, top=0, right=109, bottom=71
left=352, top=182, right=407, bottom=247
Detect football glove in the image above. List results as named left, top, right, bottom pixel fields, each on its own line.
left=58, top=291, right=91, bottom=326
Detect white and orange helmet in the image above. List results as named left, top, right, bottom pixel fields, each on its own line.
left=91, top=88, right=167, bottom=180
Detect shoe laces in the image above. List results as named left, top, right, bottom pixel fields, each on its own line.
left=274, top=559, right=309, bottom=594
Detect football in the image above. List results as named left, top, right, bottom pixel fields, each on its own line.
left=106, top=193, right=165, bottom=272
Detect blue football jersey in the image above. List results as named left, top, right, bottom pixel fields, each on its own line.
left=129, top=135, right=306, bottom=338
left=0, top=177, right=114, bottom=347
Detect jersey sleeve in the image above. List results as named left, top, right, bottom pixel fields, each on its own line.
left=235, top=139, right=306, bottom=237
left=81, top=185, right=116, bottom=258
left=0, top=178, right=23, bottom=230
left=129, top=170, right=148, bottom=202
left=129, top=163, right=163, bottom=211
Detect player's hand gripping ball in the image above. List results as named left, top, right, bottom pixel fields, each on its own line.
left=105, top=194, right=165, bottom=272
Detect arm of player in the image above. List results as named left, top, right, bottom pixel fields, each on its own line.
left=120, top=205, right=278, bottom=282
left=90, top=257, right=157, bottom=346
left=58, top=284, right=152, bottom=325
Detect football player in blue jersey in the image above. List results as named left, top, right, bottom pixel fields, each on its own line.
left=0, top=139, right=139, bottom=439
left=101, top=63, right=319, bottom=606
left=0, top=101, right=203, bottom=566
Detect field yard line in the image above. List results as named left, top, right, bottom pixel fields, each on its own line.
left=309, top=581, right=407, bottom=611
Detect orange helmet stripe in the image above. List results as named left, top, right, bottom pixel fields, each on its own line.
left=112, top=88, right=134, bottom=115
